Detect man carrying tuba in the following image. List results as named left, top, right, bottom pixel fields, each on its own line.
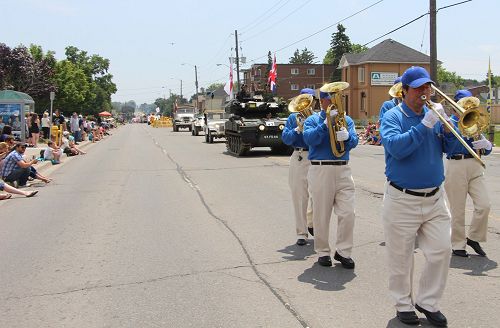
left=303, top=86, right=358, bottom=269
left=445, top=89, right=492, bottom=258
left=282, top=88, right=315, bottom=246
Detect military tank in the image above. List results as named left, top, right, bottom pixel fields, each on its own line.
left=224, top=96, right=293, bottom=156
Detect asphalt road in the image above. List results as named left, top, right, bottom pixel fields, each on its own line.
left=1, top=124, right=499, bottom=328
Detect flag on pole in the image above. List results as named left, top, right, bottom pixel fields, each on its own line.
left=224, top=60, right=234, bottom=99
left=268, top=54, right=277, bottom=94
left=174, top=99, right=178, bottom=113
left=487, top=56, right=493, bottom=113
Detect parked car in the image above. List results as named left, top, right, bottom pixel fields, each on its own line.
left=191, top=114, right=204, bottom=136
left=203, top=112, right=229, bottom=143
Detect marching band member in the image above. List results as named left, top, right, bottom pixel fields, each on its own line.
left=380, top=66, right=454, bottom=326
left=445, top=89, right=492, bottom=257
left=302, top=89, right=358, bottom=269
left=282, top=88, right=315, bottom=246
left=378, top=76, right=402, bottom=126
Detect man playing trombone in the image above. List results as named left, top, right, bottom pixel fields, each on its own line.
left=380, top=66, right=455, bottom=327
left=445, top=89, right=492, bottom=257
left=303, top=86, right=358, bottom=269
left=282, top=88, right=316, bottom=246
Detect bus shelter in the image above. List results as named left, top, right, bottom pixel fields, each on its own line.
left=0, top=90, right=35, bottom=141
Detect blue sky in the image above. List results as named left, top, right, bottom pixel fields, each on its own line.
left=1, top=0, right=498, bottom=105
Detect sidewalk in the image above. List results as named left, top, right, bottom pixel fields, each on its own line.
left=23, top=140, right=94, bottom=174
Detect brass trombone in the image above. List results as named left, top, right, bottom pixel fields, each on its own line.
left=422, top=85, right=487, bottom=167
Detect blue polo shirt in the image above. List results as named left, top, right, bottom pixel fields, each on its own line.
left=379, top=98, right=398, bottom=123
left=303, top=110, right=358, bottom=161
left=380, top=103, right=455, bottom=189
left=282, top=113, right=309, bottom=149
left=445, top=114, right=492, bottom=158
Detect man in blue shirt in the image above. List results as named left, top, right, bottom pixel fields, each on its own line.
left=445, top=90, right=492, bottom=257
left=380, top=66, right=454, bottom=327
left=303, top=89, right=358, bottom=269
left=282, top=88, right=316, bottom=246
left=1, top=142, right=38, bottom=187
left=378, top=76, right=402, bottom=126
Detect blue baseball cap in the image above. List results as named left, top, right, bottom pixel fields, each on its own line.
left=300, top=88, right=315, bottom=95
left=394, top=76, right=402, bottom=84
left=401, top=66, right=434, bottom=88
left=319, top=91, right=331, bottom=99
left=454, top=89, right=472, bottom=102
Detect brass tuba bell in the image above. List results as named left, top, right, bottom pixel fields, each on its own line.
left=288, top=93, right=315, bottom=132
left=320, top=82, right=350, bottom=157
left=388, top=82, right=403, bottom=99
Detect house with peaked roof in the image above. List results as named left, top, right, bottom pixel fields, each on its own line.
left=339, top=39, right=434, bottom=121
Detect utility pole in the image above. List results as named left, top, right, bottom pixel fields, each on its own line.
left=194, top=65, right=199, bottom=112
left=235, top=30, right=241, bottom=93
left=180, top=80, right=183, bottom=102
left=430, top=0, right=438, bottom=86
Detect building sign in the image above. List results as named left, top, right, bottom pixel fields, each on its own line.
left=371, top=72, right=398, bottom=86
left=0, top=103, right=21, bottom=128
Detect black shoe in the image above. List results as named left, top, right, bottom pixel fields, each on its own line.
left=452, top=249, right=469, bottom=257
left=334, top=251, right=355, bottom=269
left=415, top=304, right=447, bottom=327
left=396, top=311, right=419, bottom=325
left=308, top=227, right=314, bottom=236
left=318, top=256, right=332, bottom=267
left=296, top=238, right=307, bottom=246
left=467, top=238, right=486, bottom=256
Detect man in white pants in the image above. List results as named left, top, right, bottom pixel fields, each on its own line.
left=380, top=66, right=455, bottom=327
left=446, top=89, right=492, bottom=257
left=282, top=88, right=315, bottom=246
left=303, top=90, right=358, bottom=269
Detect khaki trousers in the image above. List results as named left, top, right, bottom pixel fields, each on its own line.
left=289, top=150, right=312, bottom=238
left=444, top=158, right=490, bottom=250
left=382, top=182, right=451, bottom=312
left=308, top=164, right=355, bottom=258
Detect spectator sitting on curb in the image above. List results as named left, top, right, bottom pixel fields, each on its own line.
left=0, top=141, right=9, bottom=172
left=68, top=135, right=86, bottom=154
left=29, top=166, right=52, bottom=183
left=0, top=181, right=38, bottom=200
left=1, top=142, right=38, bottom=187
left=4, top=136, right=15, bottom=150
left=43, top=140, right=62, bottom=164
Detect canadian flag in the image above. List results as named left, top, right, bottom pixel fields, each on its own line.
left=224, top=60, right=234, bottom=99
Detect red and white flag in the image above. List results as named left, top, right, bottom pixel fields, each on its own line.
left=174, top=99, right=178, bottom=113
left=268, top=54, right=277, bottom=93
left=224, top=60, right=234, bottom=99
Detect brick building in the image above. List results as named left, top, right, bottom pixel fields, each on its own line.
left=242, top=63, right=334, bottom=101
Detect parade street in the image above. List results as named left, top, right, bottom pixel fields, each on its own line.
left=1, top=124, right=499, bottom=328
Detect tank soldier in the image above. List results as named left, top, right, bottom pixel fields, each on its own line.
left=445, top=89, right=492, bottom=257
left=380, top=66, right=455, bottom=326
left=282, top=88, right=315, bottom=246
left=302, top=90, right=358, bottom=269
left=378, top=76, right=402, bottom=126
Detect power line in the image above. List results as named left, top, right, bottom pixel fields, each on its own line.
left=239, top=0, right=291, bottom=34
left=362, top=0, right=472, bottom=47
left=241, top=0, right=313, bottom=43
left=248, top=0, right=384, bottom=64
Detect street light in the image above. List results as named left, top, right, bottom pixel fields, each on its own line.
left=181, top=63, right=199, bottom=111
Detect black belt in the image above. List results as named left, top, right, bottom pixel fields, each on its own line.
left=311, top=161, right=348, bottom=166
left=294, top=147, right=308, bottom=151
left=389, top=181, right=439, bottom=197
left=447, top=154, right=475, bottom=160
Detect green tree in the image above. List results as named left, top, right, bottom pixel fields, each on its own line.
left=289, top=47, right=316, bottom=64
left=329, top=24, right=352, bottom=81
left=53, top=60, right=90, bottom=112
left=206, top=83, right=224, bottom=92
left=437, top=65, right=464, bottom=89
